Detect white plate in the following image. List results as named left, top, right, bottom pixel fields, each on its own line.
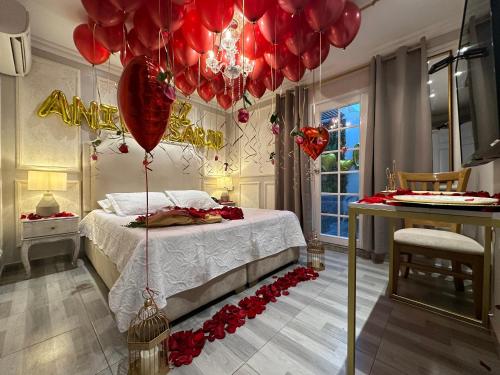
left=411, top=191, right=465, bottom=195
left=391, top=195, right=498, bottom=206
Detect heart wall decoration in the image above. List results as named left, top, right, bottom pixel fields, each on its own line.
left=299, top=127, right=330, bottom=160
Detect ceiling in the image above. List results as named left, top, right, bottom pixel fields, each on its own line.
left=18, top=0, right=466, bottom=84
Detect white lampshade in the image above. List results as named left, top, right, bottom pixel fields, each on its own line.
left=216, top=176, right=233, bottom=191
left=27, top=171, right=67, bottom=191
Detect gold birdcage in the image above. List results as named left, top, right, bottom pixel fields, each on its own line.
left=307, top=232, right=325, bottom=271
left=128, top=294, right=170, bottom=375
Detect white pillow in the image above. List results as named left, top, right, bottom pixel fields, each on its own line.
left=97, top=199, right=115, bottom=214
left=105, top=192, right=174, bottom=216
left=165, top=190, right=219, bottom=209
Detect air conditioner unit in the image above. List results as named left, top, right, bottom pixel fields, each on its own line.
left=0, top=0, right=32, bottom=76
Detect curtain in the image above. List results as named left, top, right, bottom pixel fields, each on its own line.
left=274, top=86, right=312, bottom=237
left=361, top=38, right=433, bottom=258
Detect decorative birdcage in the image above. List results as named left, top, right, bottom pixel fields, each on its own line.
left=307, top=232, right=325, bottom=271
left=128, top=294, right=170, bottom=375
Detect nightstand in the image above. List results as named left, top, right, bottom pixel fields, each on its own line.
left=20, top=215, right=80, bottom=278
left=220, top=201, right=236, bottom=207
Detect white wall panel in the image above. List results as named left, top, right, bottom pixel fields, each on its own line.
left=16, top=56, right=81, bottom=171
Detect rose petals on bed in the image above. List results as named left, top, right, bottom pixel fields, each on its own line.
left=126, top=206, right=244, bottom=228
left=168, top=266, right=319, bottom=367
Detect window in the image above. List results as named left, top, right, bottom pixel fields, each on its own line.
left=319, top=102, right=360, bottom=239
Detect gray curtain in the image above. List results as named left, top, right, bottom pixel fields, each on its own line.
left=274, top=86, right=312, bottom=237
left=361, top=38, right=433, bottom=257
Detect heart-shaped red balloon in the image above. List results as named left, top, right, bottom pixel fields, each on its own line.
left=217, top=93, right=233, bottom=110
left=282, top=59, right=305, bottom=82
left=299, top=127, right=330, bottom=160
left=301, top=35, right=330, bottom=70
left=82, top=0, right=125, bottom=27
left=118, top=56, right=175, bottom=153
left=73, top=24, right=110, bottom=65
left=134, top=6, right=169, bottom=50
left=247, top=78, right=266, bottom=99
left=327, top=1, right=361, bottom=49
left=210, top=73, right=226, bottom=94
left=89, top=19, right=125, bottom=53
left=264, top=43, right=293, bottom=69
left=198, top=80, right=215, bottom=102
left=175, top=73, right=196, bottom=96
left=262, top=68, right=284, bottom=91
left=127, top=28, right=150, bottom=56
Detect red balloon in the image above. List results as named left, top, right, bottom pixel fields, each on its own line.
left=263, top=69, right=284, bottom=91
left=200, top=50, right=217, bottom=80
left=197, top=0, right=234, bottom=33
left=146, top=0, right=185, bottom=33
left=89, top=19, right=125, bottom=53
left=235, top=0, right=273, bottom=23
left=81, top=0, right=125, bottom=27
left=211, top=73, right=226, bottom=94
left=239, top=23, right=269, bottom=60
left=118, top=56, right=175, bottom=153
left=175, top=73, right=196, bottom=96
left=258, top=3, right=293, bottom=44
left=304, top=0, right=345, bottom=32
left=171, top=31, right=200, bottom=68
left=182, top=10, right=215, bottom=54
left=185, top=65, right=206, bottom=87
left=134, top=7, right=169, bottom=50
left=150, top=48, right=170, bottom=71
left=282, top=59, right=305, bottom=81
left=110, top=0, right=143, bottom=12
left=217, top=93, right=233, bottom=110
left=127, top=28, right=150, bottom=56
left=170, top=55, right=187, bottom=76
left=73, top=24, right=110, bottom=65
left=248, top=56, right=269, bottom=81
left=278, top=0, right=309, bottom=14
left=301, top=35, right=330, bottom=69
left=198, top=80, right=215, bottom=102
left=247, top=79, right=266, bottom=98
left=264, top=43, right=293, bottom=69
left=285, top=13, right=319, bottom=56
left=120, top=45, right=134, bottom=67
left=327, top=1, right=361, bottom=49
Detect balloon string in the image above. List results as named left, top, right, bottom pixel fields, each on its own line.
left=144, top=153, right=152, bottom=291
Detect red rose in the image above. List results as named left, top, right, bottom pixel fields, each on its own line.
left=238, top=108, right=250, bottom=123
left=118, top=143, right=129, bottom=153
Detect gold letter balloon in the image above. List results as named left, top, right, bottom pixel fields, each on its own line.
left=36, top=90, right=223, bottom=151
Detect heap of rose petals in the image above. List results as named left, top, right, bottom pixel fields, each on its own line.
left=168, top=266, right=319, bottom=367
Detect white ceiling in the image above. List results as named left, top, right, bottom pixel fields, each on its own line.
left=18, top=0, right=466, bottom=82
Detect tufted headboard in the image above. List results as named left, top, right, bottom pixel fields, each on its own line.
left=83, top=133, right=203, bottom=212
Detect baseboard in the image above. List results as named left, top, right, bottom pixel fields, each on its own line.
left=322, top=243, right=383, bottom=262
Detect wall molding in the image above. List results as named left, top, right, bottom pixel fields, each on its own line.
left=263, top=181, right=275, bottom=210
left=239, top=181, right=261, bottom=208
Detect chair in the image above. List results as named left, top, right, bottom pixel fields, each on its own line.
left=392, top=168, right=485, bottom=319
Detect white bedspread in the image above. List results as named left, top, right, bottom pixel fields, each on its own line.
left=79, top=208, right=306, bottom=332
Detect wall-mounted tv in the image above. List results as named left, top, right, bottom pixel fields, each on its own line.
left=457, top=0, right=500, bottom=166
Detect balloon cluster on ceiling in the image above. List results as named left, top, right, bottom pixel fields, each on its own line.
left=74, top=0, right=361, bottom=110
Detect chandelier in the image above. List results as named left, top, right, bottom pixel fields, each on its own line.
left=205, top=19, right=254, bottom=80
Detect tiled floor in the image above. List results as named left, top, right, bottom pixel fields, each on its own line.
left=0, top=250, right=499, bottom=375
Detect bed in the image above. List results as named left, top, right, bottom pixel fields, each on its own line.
left=81, top=136, right=306, bottom=332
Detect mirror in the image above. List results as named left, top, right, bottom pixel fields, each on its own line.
left=428, top=51, right=454, bottom=172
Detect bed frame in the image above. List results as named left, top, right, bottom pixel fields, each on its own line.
left=82, top=135, right=300, bottom=322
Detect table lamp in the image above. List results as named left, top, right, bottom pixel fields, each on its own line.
left=27, top=171, right=67, bottom=217
left=216, top=176, right=233, bottom=202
